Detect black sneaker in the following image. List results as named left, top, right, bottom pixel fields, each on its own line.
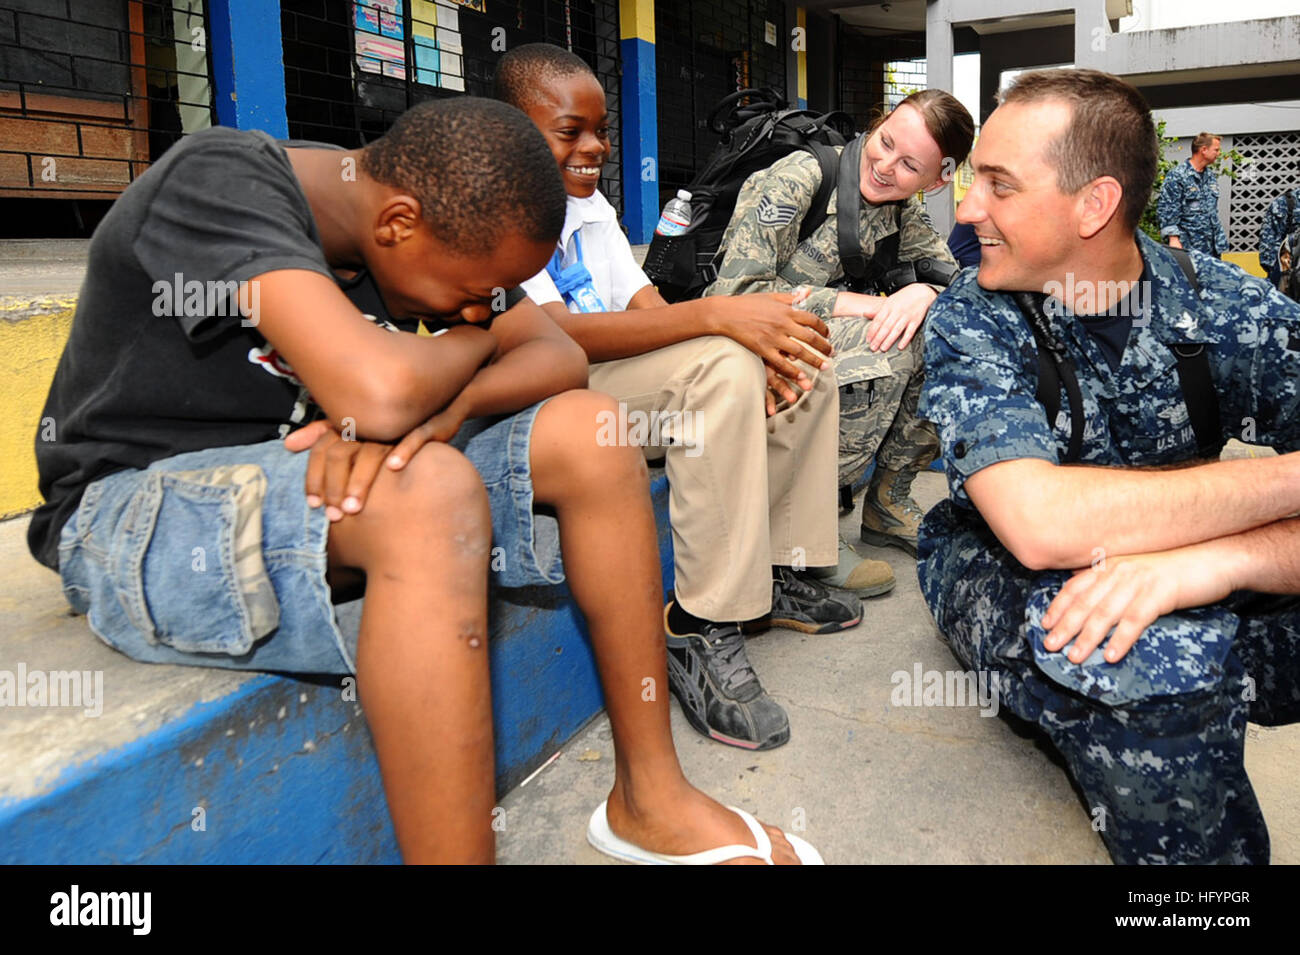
left=663, top=601, right=790, bottom=751
left=769, top=566, right=863, bottom=634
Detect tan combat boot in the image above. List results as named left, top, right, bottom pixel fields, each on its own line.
left=808, top=538, right=896, bottom=597
left=860, top=466, right=925, bottom=557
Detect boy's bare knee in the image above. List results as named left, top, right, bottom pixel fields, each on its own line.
left=370, top=442, right=490, bottom=536
left=535, top=389, right=649, bottom=489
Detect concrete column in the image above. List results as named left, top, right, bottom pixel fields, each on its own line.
left=925, top=0, right=956, bottom=237
left=207, top=0, right=287, bottom=135
left=783, top=3, right=808, bottom=109
left=618, top=0, right=659, bottom=243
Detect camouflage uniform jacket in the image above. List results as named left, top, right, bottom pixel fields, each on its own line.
left=922, top=231, right=1300, bottom=705
left=702, top=147, right=957, bottom=385
left=1257, top=186, right=1300, bottom=280
left=1157, top=158, right=1228, bottom=256
left=922, top=230, right=1300, bottom=513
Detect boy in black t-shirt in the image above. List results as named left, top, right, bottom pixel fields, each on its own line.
left=30, top=97, right=819, bottom=864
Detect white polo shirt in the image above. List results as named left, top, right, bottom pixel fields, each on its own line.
left=520, top=189, right=652, bottom=312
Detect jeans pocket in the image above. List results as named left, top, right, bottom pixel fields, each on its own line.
left=111, top=463, right=281, bottom=655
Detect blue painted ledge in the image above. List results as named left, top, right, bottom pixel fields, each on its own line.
left=0, top=473, right=674, bottom=863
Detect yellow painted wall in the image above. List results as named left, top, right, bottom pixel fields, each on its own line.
left=0, top=300, right=75, bottom=518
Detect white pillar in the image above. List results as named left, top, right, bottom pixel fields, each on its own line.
left=925, top=0, right=956, bottom=237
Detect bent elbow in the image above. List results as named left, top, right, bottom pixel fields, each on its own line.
left=332, top=365, right=425, bottom=442
left=991, top=504, right=1062, bottom=572
left=1008, top=539, right=1056, bottom=572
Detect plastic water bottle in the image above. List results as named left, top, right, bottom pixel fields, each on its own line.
left=654, top=189, right=693, bottom=237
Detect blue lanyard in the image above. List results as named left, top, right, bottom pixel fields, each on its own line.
left=545, top=233, right=608, bottom=313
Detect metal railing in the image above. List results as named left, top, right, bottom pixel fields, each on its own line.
left=281, top=0, right=624, bottom=216
left=0, top=1, right=215, bottom=201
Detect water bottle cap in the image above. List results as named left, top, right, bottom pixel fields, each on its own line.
left=676, top=189, right=692, bottom=201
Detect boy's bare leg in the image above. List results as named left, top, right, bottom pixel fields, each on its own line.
left=328, top=442, right=496, bottom=864
left=530, top=390, right=802, bottom=864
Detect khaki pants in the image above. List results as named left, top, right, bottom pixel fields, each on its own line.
left=588, top=336, right=839, bottom=622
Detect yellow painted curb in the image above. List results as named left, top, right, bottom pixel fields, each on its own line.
left=1, top=303, right=76, bottom=519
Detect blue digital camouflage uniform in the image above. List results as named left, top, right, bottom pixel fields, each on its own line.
left=1157, top=158, right=1229, bottom=256
left=1257, top=186, right=1300, bottom=284
left=918, top=230, right=1300, bottom=864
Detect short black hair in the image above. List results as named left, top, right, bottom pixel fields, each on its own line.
left=493, top=42, right=596, bottom=111
left=1000, top=70, right=1156, bottom=232
left=360, top=96, right=565, bottom=256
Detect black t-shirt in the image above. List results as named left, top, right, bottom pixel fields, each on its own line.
left=1073, top=263, right=1151, bottom=372
left=27, top=127, right=416, bottom=569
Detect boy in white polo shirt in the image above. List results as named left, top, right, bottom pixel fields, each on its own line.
left=497, top=44, right=893, bottom=752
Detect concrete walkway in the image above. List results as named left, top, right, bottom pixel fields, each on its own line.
left=497, top=467, right=1300, bottom=865
left=4, top=239, right=1296, bottom=864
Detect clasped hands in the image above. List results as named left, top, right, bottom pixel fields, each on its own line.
left=1039, top=546, right=1235, bottom=666
left=283, top=397, right=468, bottom=522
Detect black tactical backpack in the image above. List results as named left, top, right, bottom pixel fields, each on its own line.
left=641, top=89, right=854, bottom=302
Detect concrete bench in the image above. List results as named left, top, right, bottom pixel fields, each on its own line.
left=0, top=472, right=674, bottom=863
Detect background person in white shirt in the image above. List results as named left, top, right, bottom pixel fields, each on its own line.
left=498, top=44, right=893, bottom=754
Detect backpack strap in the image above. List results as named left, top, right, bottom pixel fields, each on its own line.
left=837, top=136, right=867, bottom=280
left=833, top=137, right=907, bottom=292
left=1018, top=248, right=1222, bottom=465
left=1013, top=291, right=1085, bottom=463
left=799, top=142, right=839, bottom=242
left=1165, top=247, right=1224, bottom=459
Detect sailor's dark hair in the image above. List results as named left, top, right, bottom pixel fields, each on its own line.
left=360, top=96, right=565, bottom=255
left=1000, top=69, right=1156, bottom=232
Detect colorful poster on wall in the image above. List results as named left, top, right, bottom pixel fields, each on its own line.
left=354, top=0, right=405, bottom=75
left=352, top=0, right=465, bottom=89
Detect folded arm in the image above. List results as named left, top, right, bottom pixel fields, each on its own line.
left=964, top=454, right=1300, bottom=571
left=254, top=268, right=496, bottom=441
left=1039, top=516, right=1300, bottom=664
left=282, top=292, right=586, bottom=516
left=451, top=295, right=588, bottom=420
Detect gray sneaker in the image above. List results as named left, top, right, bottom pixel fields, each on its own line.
left=664, top=600, right=790, bottom=751
left=769, top=566, right=863, bottom=634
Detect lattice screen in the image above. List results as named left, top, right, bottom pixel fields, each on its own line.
left=1229, top=131, right=1300, bottom=252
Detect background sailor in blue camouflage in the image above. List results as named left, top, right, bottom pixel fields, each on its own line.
left=1157, top=132, right=1228, bottom=256
left=1257, top=185, right=1300, bottom=286
left=919, top=69, right=1300, bottom=864
left=705, top=90, right=972, bottom=572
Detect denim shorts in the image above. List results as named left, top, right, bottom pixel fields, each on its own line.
left=58, top=403, right=564, bottom=675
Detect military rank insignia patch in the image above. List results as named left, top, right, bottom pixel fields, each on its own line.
left=756, top=195, right=798, bottom=227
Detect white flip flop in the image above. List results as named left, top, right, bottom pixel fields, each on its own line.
left=586, top=801, right=825, bottom=865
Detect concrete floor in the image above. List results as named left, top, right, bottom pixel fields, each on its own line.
left=497, top=467, right=1300, bottom=865
left=0, top=239, right=90, bottom=299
